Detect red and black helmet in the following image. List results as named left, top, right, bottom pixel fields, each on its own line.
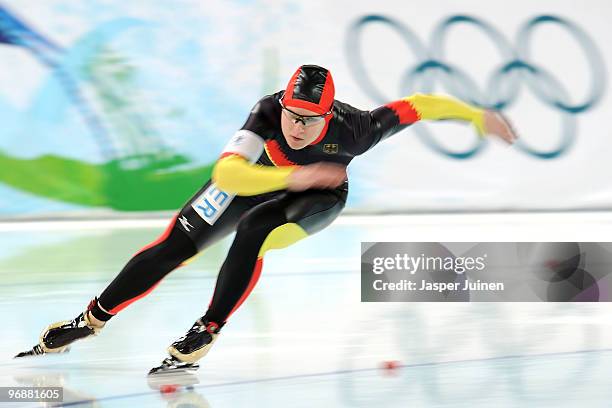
left=283, top=64, right=335, bottom=115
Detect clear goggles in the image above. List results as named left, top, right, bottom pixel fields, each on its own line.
left=279, top=98, right=332, bottom=126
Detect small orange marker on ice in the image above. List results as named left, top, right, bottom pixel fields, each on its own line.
left=159, top=384, right=178, bottom=394
left=381, top=360, right=401, bottom=373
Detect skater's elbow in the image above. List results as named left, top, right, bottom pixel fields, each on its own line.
left=212, top=155, right=245, bottom=194
left=212, top=154, right=294, bottom=196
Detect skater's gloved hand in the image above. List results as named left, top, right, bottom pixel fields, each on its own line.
left=287, top=162, right=347, bottom=191
left=483, top=110, right=518, bottom=144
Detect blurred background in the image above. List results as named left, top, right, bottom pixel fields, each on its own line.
left=1, top=1, right=612, bottom=407
left=0, top=0, right=609, bottom=218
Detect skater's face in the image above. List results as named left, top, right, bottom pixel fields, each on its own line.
left=280, top=102, right=327, bottom=149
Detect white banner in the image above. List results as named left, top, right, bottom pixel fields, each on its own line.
left=317, top=1, right=611, bottom=212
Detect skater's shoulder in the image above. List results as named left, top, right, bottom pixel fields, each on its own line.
left=332, top=99, right=368, bottom=117
left=252, top=91, right=283, bottom=114
left=241, top=92, right=283, bottom=136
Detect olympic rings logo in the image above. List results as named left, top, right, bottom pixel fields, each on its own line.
left=345, top=15, right=607, bottom=159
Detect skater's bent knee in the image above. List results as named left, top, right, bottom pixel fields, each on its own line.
left=258, top=223, right=308, bottom=256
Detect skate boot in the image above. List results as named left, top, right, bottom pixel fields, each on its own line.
left=148, top=318, right=222, bottom=375
left=15, top=300, right=105, bottom=358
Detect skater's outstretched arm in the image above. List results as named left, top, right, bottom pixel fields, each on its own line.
left=348, top=93, right=518, bottom=155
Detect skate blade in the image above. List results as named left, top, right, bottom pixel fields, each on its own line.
left=147, top=370, right=200, bottom=390
left=148, top=362, right=200, bottom=376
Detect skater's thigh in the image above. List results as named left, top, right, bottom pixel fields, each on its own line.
left=280, top=188, right=347, bottom=235
left=239, top=188, right=346, bottom=256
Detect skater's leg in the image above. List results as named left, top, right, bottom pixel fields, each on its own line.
left=92, top=180, right=254, bottom=321
left=203, top=200, right=301, bottom=325
left=17, top=181, right=253, bottom=358
left=205, top=189, right=346, bottom=324
left=92, top=215, right=198, bottom=319
left=15, top=216, right=198, bottom=357
left=161, top=189, right=346, bottom=367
